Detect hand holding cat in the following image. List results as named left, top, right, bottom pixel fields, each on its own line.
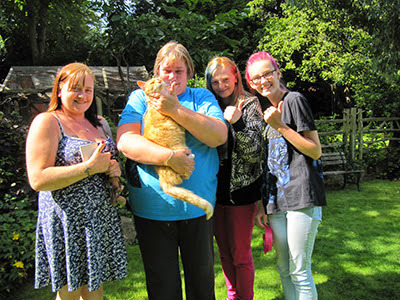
left=148, top=82, right=180, bottom=116
left=105, top=159, right=121, bottom=178
left=166, top=148, right=195, bottom=179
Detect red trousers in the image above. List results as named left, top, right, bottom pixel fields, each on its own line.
left=214, top=202, right=258, bottom=300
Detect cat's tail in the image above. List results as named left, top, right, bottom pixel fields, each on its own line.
left=160, top=182, right=214, bottom=220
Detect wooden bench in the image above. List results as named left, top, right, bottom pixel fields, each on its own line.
left=321, top=152, right=364, bottom=191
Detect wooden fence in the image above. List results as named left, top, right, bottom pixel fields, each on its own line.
left=315, top=108, right=400, bottom=160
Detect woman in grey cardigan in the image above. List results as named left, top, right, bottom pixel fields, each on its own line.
left=206, top=56, right=264, bottom=300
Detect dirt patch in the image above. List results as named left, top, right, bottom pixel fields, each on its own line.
left=120, top=215, right=137, bottom=245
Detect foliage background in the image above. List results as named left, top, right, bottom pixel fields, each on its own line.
left=0, top=112, right=36, bottom=296
left=1, top=0, right=398, bottom=117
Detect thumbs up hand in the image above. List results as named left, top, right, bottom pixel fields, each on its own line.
left=264, top=101, right=284, bottom=129
left=223, top=100, right=246, bottom=124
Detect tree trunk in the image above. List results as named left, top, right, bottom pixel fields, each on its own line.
left=26, top=0, right=39, bottom=65
left=25, top=0, right=50, bottom=65
left=113, top=51, right=129, bottom=96
left=37, top=0, right=50, bottom=60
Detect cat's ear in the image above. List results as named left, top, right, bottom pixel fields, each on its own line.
left=137, top=81, right=146, bottom=89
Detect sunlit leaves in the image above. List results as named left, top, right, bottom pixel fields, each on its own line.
left=249, top=0, right=399, bottom=116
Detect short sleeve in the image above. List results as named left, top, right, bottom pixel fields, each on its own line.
left=190, top=88, right=225, bottom=122
left=118, top=89, right=147, bottom=126
left=282, top=92, right=317, bottom=133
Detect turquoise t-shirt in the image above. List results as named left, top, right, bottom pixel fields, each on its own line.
left=118, top=87, right=225, bottom=221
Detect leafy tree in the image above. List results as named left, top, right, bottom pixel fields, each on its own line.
left=44, top=1, right=101, bottom=65
left=248, top=0, right=400, bottom=117
left=287, top=0, right=400, bottom=81
left=2, top=0, right=49, bottom=65
left=0, top=0, right=100, bottom=79
left=1, top=0, right=262, bottom=84
left=90, top=0, right=263, bottom=80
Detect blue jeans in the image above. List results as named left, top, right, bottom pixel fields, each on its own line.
left=269, top=206, right=322, bottom=300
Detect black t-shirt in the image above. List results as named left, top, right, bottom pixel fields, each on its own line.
left=263, top=91, right=327, bottom=214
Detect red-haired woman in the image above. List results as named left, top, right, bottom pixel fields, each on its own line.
left=206, top=56, right=264, bottom=300
left=26, top=63, right=127, bottom=300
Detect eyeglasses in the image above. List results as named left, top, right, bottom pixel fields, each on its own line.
left=250, top=69, right=276, bottom=84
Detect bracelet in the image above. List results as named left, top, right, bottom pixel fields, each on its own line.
left=164, top=150, right=175, bottom=166
left=83, top=162, right=91, bottom=177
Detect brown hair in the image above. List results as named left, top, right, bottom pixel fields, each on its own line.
left=205, top=56, right=245, bottom=107
left=153, top=41, right=194, bottom=79
left=48, top=62, right=100, bottom=127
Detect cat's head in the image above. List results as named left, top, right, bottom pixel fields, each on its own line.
left=137, top=78, right=167, bottom=95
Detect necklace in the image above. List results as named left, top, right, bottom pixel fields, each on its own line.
left=56, top=111, right=90, bottom=133
left=70, top=118, right=90, bottom=132
left=77, top=122, right=90, bottom=132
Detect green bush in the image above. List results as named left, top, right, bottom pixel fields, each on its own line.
left=363, top=144, right=400, bottom=180
left=0, top=111, right=37, bottom=296
left=315, top=114, right=343, bottom=149
left=187, top=74, right=206, bottom=89
left=0, top=194, right=37, bottom=295
left=386, top=146, right=400, bottom=180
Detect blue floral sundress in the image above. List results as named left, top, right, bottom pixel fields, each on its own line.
left=34, top=120, right=127, bottom=292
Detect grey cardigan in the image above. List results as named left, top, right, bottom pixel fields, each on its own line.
left=217, top=92, right=264, bottom=205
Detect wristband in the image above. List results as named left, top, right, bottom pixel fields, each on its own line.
left=164, top=150, right=175, bottom=166
left=83, top=162, right=91, bottom=177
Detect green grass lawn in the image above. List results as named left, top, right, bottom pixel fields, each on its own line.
left=11, top=180, right=400, bottom=300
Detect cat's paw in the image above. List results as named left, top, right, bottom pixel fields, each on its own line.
left=205, top=203, right=214, bottom=220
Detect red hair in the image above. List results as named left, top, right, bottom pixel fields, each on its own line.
left=48, top=62, right=100, bottom=127
left=205, top=56, right=245, bottom=106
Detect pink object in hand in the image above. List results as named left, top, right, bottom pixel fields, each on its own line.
left=263, top=225, right=273, bottom=254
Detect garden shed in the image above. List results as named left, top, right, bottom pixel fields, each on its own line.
left=0, top=65, right=149, bottom=124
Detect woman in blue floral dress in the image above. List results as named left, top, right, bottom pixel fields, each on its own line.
left=26, top=63, right=127, bottom=299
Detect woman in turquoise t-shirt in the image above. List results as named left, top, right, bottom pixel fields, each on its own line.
left=117, top=41, right=227, bottom=300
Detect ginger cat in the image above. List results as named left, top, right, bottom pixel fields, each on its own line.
left=137, top=78, right=213, bottom=219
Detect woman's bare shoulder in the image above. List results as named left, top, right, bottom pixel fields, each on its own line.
left=28, top=112, right=60, bottom=137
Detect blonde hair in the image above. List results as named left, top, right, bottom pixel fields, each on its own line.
left=153, top=41, right=195, bottom=79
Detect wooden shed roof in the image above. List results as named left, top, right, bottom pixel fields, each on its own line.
left=0, top=66, right=148, bottom=94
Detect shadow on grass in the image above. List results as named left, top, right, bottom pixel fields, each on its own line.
left=249, top=180, right=400, bottom=300
left=313, top=180, right=400, bottom=300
